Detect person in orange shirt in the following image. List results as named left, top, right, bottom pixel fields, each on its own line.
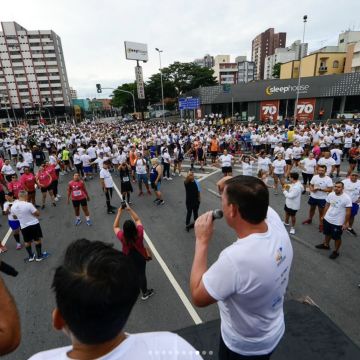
left=210, top=135, right=220, bottom=166
left=129, top=147, right=137, bottom=183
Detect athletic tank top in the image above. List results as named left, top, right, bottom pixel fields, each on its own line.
left=69, top=180, right=86, bottom=200
left=150, top=166, right=159, bottom=183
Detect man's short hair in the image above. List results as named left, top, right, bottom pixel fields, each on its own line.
left=224, top=176, right=269, bottom=224
left=52, top=239, right=139, bottom=344
left=289, top=172, right=299, bottom=181
left=318, top=165, right=326, bottom=170
left=18, top=190, right=28, bottom=198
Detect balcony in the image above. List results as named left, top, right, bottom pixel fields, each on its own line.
left=319, top=66, right=328, bottom=72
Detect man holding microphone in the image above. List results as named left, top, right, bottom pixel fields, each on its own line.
left=190, top=175, right=293, bottom=359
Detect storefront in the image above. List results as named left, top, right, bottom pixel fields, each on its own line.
left=182, top=72, right=360, bottom=121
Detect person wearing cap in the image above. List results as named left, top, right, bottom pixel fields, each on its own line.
left=134, top=152, right=151, bottom=196
left=100, top=160, right=116, bottom=214
left=3, top=192, right=22, bottom=250
left=342, top=171, right=360, bottom=236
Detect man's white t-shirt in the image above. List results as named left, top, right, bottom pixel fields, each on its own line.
left=203, top=207, right=293, bottom=356
left=100, top=168, right=114, bottom=188
left=330, top=149, right=343, bottom=166
left=324, top=192, right=352, bottom=226
left=310, top=175, right=333, bottom=200
left=28, top=332, right=200, bottom=360
left=11, top=201, right=39, bottom=229
left=342, top=178, right=360, bottom=203
left=317, top=157, right=335, bottom=176
left=219, top=154, right=233, bottom=168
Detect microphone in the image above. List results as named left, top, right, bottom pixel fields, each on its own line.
left=0, top=262, right=19, bottom=277
left=186, top=209, right=223, bottom=230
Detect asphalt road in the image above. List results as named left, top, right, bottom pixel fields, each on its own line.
left=1, top=158, right=360, bottom=359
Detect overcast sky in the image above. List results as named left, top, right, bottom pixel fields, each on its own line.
left=2, top=0, right=359, bottom=99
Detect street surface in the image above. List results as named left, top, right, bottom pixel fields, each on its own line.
left=1, top=156, right=360, bottom=359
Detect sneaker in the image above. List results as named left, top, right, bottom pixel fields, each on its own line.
left=128, top=201, right=132, bottom=205
left=107, top=210, right=115, bottom=214
left=157, top=200, right=165, bottom=205
left=163, top=177, right=168, bottom=180
left=87, top=220, right=93, bottom=226
left=315, top=243, right=330, bottom=250
left=84, top=177, right=88, bottom=181
left=154, top=198, right=160, bottom=203
left=89, top=176, right=93, bottom=180
left=178, top=173, right=182, bottom=176
left=318, top=225, right=323, bottom=232
left=346, top=228, right=357, bottom=237
left=275, top=191, right=278, bottom=195
left=290, top=228, right=296, bottom=235
left=56, top=194, right=61, bottom=198
left=36, top=252, right=50, bottom=262
left=41, top=205, right=46, bottom=209
left=329, top=251, right=339, bottom=259
left=147, top=191, right=151, bottom=195
left=167, top=177, right=173, bottom=180
left=302, top=219, right=312, bottom=225
left=75, top=219, right=81, bottom=226
left=16, top=243, right=21, bottom=250
left=283, top=222, right=290, bottom=226
left=28, top=253, right=36, bottom=262
left=141, top=289, right=155, bottom=300
left=172, top=173, right=176, bottom=176
left=302, top=191, right=306, bottom=194
left=132, top=179, right=137, bottom=183
left=201, top=168, right=205, bottom=171
left=138, top=192, right=144, bottom=197
left=0, top=245, right=7, bottom=253
left=55, top=197, right=59, bottom=202
left=52, top=202, right=56, bottom=207
left=110, top=205, right=116, bottom=210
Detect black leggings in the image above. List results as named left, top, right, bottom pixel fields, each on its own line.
left=163, top=163, right=170, bottom=178
left=186, top=202, right=200, bottom=227
left=75, top=163, right=84, bottom=177
left=302, top=172, right=313, bottom=185
left=104, top=187, right=113, bottom=210
left=52, top=180, right=58, bottom=197
left=129, top=248, right=148, bottom=295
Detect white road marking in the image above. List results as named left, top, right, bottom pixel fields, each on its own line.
left=113, top=183, right=203, bottom=325
left=1, top=228, right=13, bottom=246
left=207, top=189, right=221, bottom=198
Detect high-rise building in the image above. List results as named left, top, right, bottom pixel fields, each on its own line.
left=70, top=87, right=77, bottom=100
left=0, top=21, right=72, bottom=120
left=235, top=56, right=255, bottom=83
left=264, top=48, right=296, bottom=80
left=251, top=28, right=286, bottom=80
left=288, top=40, right=308, bottom=60
left=194, top=54, right=215, bottom=68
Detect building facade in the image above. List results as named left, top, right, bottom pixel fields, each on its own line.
left=264, top=48, right=296, bottom=80
left=0, top=21, right=72, bottom=121
left=194, top=54, right=215, bottom=68
left=288, top=40, right=308, bottom=60
left=311, top=30, right=360, bottom=54
left=252, top=28, right=286, bottom=80
left=236, top=56, right=255, bottom=83
left=70, top=86, right=77, bottom=100
left=345, top=41, right=360, bottom=73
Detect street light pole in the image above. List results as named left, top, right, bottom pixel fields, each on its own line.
left=103, top=87, right=136, bottom=113
left=294, top=15, right=307, bottom=127
left=155, top=48, right=165, bottom=121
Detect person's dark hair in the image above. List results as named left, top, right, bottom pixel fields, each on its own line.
left=123, top=220, right=138, bottom=245
left=318, top=164, right=326, bottom=170
left=52, top=239, right=139, bottom=345
left=335, top=181, right=344, bottom=187
left=224, top=175, right=269, bottom=224
left=289, top=172, right=299, bottom=181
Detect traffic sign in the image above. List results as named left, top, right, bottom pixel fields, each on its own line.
left=178, top=97, right=200, bottom=110
left=222, top=84, right=230, bottom=93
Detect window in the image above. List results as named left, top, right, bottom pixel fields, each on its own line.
left=333, top=60, right=339, bottom=68
left=340, top=39, right=344, bottom=43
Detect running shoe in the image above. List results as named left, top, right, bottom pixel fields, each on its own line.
left=346, top=228, right=357, bottom=237
left=167, top=177, right=173, bottom=180
left=163, top=177, right=168, bottom=180
left=329, top=251, right=339, bottom=259
left=157, top=200, right=165, bottom=205
left=283, top=222, right=290, bottom=226
left=147, top=191, right=151, bottom=195
left=52, top=202, right=56, bottom=207
left=128, top=201, right=132, bottom=205
left=29, top=253, right=36, bottom=262
left=75, top=219, right=82, bottom=226
left=55, top=197, right=59, bottom=202
left=41, top=205, right=46, bottom=209
left=302, top=219, right=312, bottom=225
left=315, top=243, right=330, bottom=250
left=89, top=176, right=93, bottom=180
left=318, top=225, right=323, bottom=232
left=141, top=289, right=155, bottom=300
left=154, top=198, right=160, bottom=203
left=0, top=245, right=8, bottom=253
left=172, top=173, right=176, bottom=176
left=84, top=177, right=88, bottom=181
left=36, top=252, right=50, bottom=262
left=107, top=210, right=115, bottom=214
left=87, top=220, right=93, bottom=226
left=16, top=243, right=21, bottom=250
left=302, top=191, right=306, bottom=194
left=201, top=168, right=205, bottom=171
left=275, top=191, right=278, bottom=195
left=138, top=192, right=144, bottom=197
left=290, top=228, right=296, bottom=235
left=56, top=194, right=61, bottom=198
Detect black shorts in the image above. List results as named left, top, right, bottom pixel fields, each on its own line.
left=21, top=223, right=43, bottom=243
left=28, top=190, right=36, bottom=195
left=41, top=184, right=53, bottom=193
left=285, top=159, right=292, bottom=166
left=0, top=190, right=5, bottom=203
left=11, top=154, right=18, bottom=158
left=323, top=219, right=343, bottom=240
left=222, top=166, right=232, bottom=174
left=211, top=151, right=218, bottom=157
left=284, top=204, right=297, bottom=217
left=64, top=160, right=70, bottom=165
left=349, top=158, right=357, bottom=164
left=72, top=198, right=87, bottom=207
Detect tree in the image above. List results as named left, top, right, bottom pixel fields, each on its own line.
left=110, top=82, right=138, bottom=114
left=272, top=62, right=282, bottom=78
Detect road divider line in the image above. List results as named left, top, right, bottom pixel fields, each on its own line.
left=1, top=228, right=13, bottom=246
left=206, top=188, right=221, bottom=198
left=113, top=183, right=203, bottom=325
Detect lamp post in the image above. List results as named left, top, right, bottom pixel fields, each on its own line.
left=294, top=15, right=308, bottom=127
left=155, top=48, right=165, bottom=121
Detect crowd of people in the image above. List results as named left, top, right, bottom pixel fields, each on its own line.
left=0, top=116, right=359, bottom=359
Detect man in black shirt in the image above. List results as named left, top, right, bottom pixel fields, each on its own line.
left=184, top=170, right=201, bottom=232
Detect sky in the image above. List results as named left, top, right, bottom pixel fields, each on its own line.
left=2, top=0, right=360, bottom=100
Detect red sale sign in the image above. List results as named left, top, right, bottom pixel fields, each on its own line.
left=297, top=98, right=316, bottom=122
left=261, top=100, right=279, bottom=121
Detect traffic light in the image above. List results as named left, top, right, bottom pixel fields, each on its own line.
left=96, top=84, right=102, bottom=93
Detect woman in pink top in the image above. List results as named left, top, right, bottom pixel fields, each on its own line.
left=312, top=140, right=321, bottom=162
left=113, top=204, right=154, bottom=301
left=7, top=174, right=23, bottom=199
left=36, top=165, right=56, bottom=209
left=21, top=166, right=37, bottom=206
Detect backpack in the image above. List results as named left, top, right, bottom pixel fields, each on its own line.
left=178, top=147, right=184, bottom=161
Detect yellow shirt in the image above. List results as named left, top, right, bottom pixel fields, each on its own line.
left=287, top=131, right=294, bottom=143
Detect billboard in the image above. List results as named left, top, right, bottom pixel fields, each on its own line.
left=135, top=66, right=145, bottom=99
left=261, top=100, right=279, bottom=121
left=124, top=41, right=148, bottom=61
left=296, top=98, right=316, bottom=122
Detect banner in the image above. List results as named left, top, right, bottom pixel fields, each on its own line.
left=196, top=106, right=203, bottom=119
left=296, top=98, right=316, bottom=122
left=261, top=100, right=279, bottom=121
left=135, top=66, right=145, bottom=99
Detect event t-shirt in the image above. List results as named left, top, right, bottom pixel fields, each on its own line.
left=330, top=149, right=343, bottom=166
left=219, top=154, right=233, bottom=168
left=300, top=158, right=317, bottom=174
left=310, top=175, right=333, bottom=200
left=324, top=192, right=352, bottom=226
left=342, top=178, right=360, bottom=203
left=100, top=168, right=113, bottom=188
left=203, top=207, right=293, bottom=356
left=272, top=159, right=286, bottom=174
left=11, top=201, right=39, bottom=229
left=317, top=157, right=336, bottom=176
left=241, top=161, right=254, bottom=176
left=257, top=157, right=271, bottom=171
left=28, top=332, right=200, bottom=360
left=21, top=173, right=36, bottom=192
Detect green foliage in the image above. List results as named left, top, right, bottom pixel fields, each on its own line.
left=272, top=62, right=282, bottom=78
